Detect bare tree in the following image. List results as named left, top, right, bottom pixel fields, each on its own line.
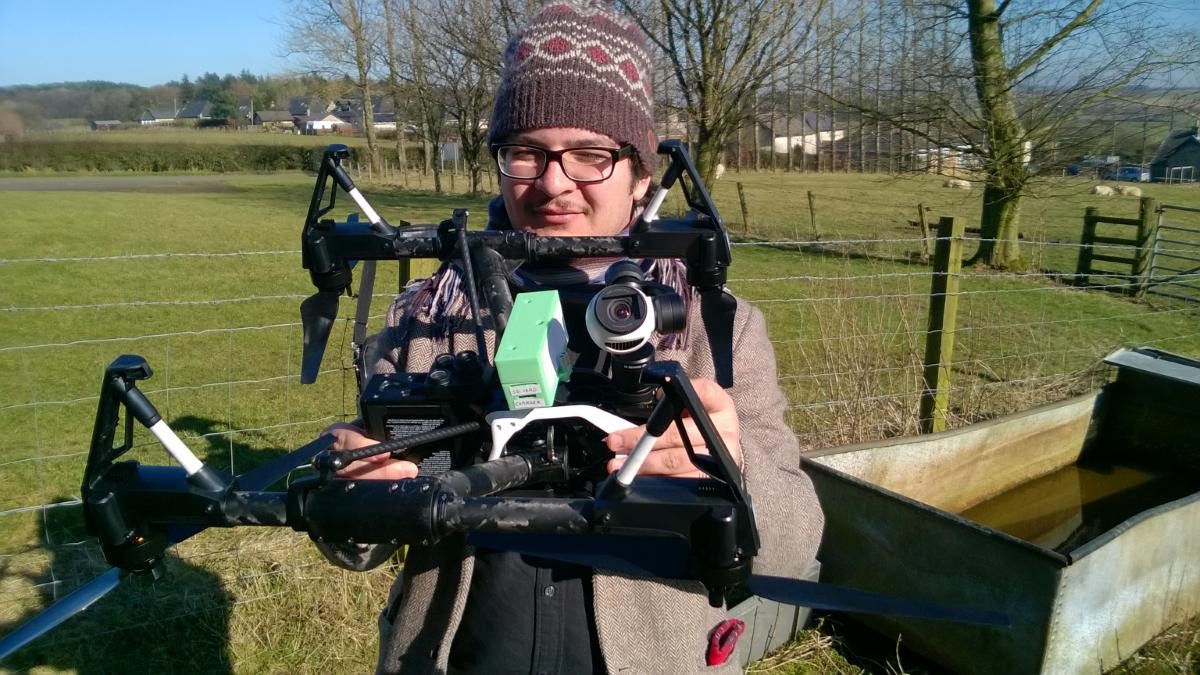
left=381, top=0, right=413, bottom=174
left=403, top=4, right=450, bottom=191
left=825, top=0, right=1198, bottom=268
left=618, top=0, right=826, bottom=186
left=413, top=0, right=516, bottom=194
left=284, top=0, right=384, bottom=173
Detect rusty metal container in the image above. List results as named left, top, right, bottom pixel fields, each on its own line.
left=803, top=347, right=1200, bottom=674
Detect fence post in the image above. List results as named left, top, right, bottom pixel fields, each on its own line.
left=917, top=202, right=931, bottom=262
left=399, top=259, right=411, bottom=291
left=1133, top=196, right=1158, bottom=297
left=1075, top=206, right=1098, bottom=287
left=807, top=190, right=819, bottom=239
left=920, top=216, right=964, bottom=434
left=736, top=182, right=751, bottom=234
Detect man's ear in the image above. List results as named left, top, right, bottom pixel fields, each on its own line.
left=631, top=171, right=652, bottom=202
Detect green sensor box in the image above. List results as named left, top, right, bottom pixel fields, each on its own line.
left=494, top=290, right=569, bottom=410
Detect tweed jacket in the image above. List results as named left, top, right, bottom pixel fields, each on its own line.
left=321, top=267, right=825, bottom=674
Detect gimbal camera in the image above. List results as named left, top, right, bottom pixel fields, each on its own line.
left=0, top=142, right=1005, bottom=662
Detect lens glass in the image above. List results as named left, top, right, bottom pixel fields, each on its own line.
left=595, top=288, right=646, bottom=334
left=495, top=145, right=630, bottom=183
left=610, top=301, right=633, bottom=322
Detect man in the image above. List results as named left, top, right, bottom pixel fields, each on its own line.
left=321, top=2, right=824, bottom=673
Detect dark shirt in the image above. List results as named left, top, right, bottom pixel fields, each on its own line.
left=447, top=549, right=605, bottom=674
left=448, top=295, right=608, bottom=675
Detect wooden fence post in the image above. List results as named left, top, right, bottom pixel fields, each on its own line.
left=807, top=190, right=819, bottom=239
left=736, top=182, right=751, bottom=234
left=1134, top=196, right=1158, bottom=297
left=1075, top=206, right=1098, bottom=287
left=399, top=259, right=411, bottom=291
left=917, top=202, right=931, bottom=262
left=920, top=216, right=964, bottom=434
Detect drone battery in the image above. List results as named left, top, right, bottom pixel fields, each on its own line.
left=359, top=366, right=480, bottom=475
left=494, top=291, right=568, bottom=410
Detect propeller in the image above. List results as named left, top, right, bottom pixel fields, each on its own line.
left=0, top=569, right=122, bottom=660
left=300, top=290, right=342, bottom=384
left=698, top=288, right=738, bottom=389
left=467, top=532, right=1008, bottom=627
left=0, top=436, right=334, bottom=660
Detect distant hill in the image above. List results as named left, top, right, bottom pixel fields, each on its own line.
left=0, top=81, right=175, bottom=125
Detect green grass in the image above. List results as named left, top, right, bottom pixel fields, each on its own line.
left=0, top=167, right=1197, bottom=673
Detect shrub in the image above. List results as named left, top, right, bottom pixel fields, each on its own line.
left=0, top=141, right=323, bottom=172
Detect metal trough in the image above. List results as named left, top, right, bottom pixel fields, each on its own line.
left=803, top=347, right=1200, bottom=674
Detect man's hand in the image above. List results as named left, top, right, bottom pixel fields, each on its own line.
left=323, top=422, right=419, bottom=480
left=603, top=378, right=742, bottom=478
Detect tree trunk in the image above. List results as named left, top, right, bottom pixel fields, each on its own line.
left=974, top=182, right=1022, bottom=267
left=967, top=0, right=1026, bottom=267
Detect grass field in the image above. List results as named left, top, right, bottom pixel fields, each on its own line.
left=0, top=164, right=1198, bottom=673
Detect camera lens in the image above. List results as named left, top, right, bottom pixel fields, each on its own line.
left=609, top=300, right=634, bottom=322
left=595, top=289, right=645, bottom=333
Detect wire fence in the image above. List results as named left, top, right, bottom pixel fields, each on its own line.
left=2, top=213, right=1199, bottom=666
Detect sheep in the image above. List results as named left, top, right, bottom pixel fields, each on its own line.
left=1090, top=185, right=1115, bottom=196
left=943, top=178, right=971, bottom=189
left=1115, top=185, right=1143, bottom=197
left=714, top=163, right=726, bottom=180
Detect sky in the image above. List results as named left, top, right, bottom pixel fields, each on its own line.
left=0, top=0, right=295, bottom=87
left=0, top=1, right=1197, bottom=90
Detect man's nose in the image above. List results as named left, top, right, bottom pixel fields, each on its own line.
left=536, top=157, right=576, bottom=195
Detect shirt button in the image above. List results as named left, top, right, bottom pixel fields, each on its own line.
left=543, top=585, right=556, bottom=598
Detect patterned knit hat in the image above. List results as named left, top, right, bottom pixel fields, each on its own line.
left=489, top=1, right=659, bottom=175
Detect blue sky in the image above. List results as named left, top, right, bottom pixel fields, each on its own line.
left=0, top=0, right=294, bottom=87
left=0, top=1, right=1196, bottom=90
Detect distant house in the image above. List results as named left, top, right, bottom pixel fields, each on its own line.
left=288, top=97, right=333, bottom=127
left=177, top=100, right=213, bottom=120
left=91, top=120, right=122, bottom=131
left=138, top=108, right=177, bottom=125
left=304, top=112, right=354, bottom=133
left=655, top=111, right=689, bottom=140
left=237, top=98, right=254, bottom=122
left=253, top=110, right=294, bottom=129
left=1150, top=127, right=1200, bottom=183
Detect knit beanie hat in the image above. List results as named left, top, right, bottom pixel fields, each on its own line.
left=489, top=1, right=659, bottom=175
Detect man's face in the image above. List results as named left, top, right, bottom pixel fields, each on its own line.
left=498, top=127, right=652, bottom=236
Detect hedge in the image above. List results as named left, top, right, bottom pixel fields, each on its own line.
left=0, top=141, right=332, bottom=172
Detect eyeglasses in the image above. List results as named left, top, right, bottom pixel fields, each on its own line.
left=493, top=144, right=635, bottom=183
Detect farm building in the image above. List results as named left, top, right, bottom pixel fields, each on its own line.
left=90, top=120, right=122, bottom=131
left=1150, top=127, right=1200, bottom=183
left=177, top=100, right=213, bottom=121
left=138, top=108, right=177, bottom=125
left=253, top=110, right=294, bottom=129
left=767, top=114, right=847, bottom=155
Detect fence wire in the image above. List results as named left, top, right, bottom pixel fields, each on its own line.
left=1, top=225, right=1198, bottom=660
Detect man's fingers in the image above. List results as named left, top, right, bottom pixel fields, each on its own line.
left=340, top=459, right=419, bottom=481
left=690, top=378, right=736, bottom=413
left=323, top=423, right=377, bottom=451
left=608, top=448, right=704, bottom=478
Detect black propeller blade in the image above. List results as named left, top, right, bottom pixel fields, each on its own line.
left=467, top=532, right=1008, bottom=627
left=699, top=288, right=738, bottom=389
left=745, top=575, right=1008, bottom=627
left=300, top=290, right=342, bottom=384
left=0, top=436, right=334, bottom=661
left=0, top=569, right=123, bottom=660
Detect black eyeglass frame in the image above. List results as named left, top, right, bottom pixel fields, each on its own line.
left=492, top=143, right=636, bottom=183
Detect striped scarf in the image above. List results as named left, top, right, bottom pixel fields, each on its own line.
left=392, top=196, right=692, bottom=352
